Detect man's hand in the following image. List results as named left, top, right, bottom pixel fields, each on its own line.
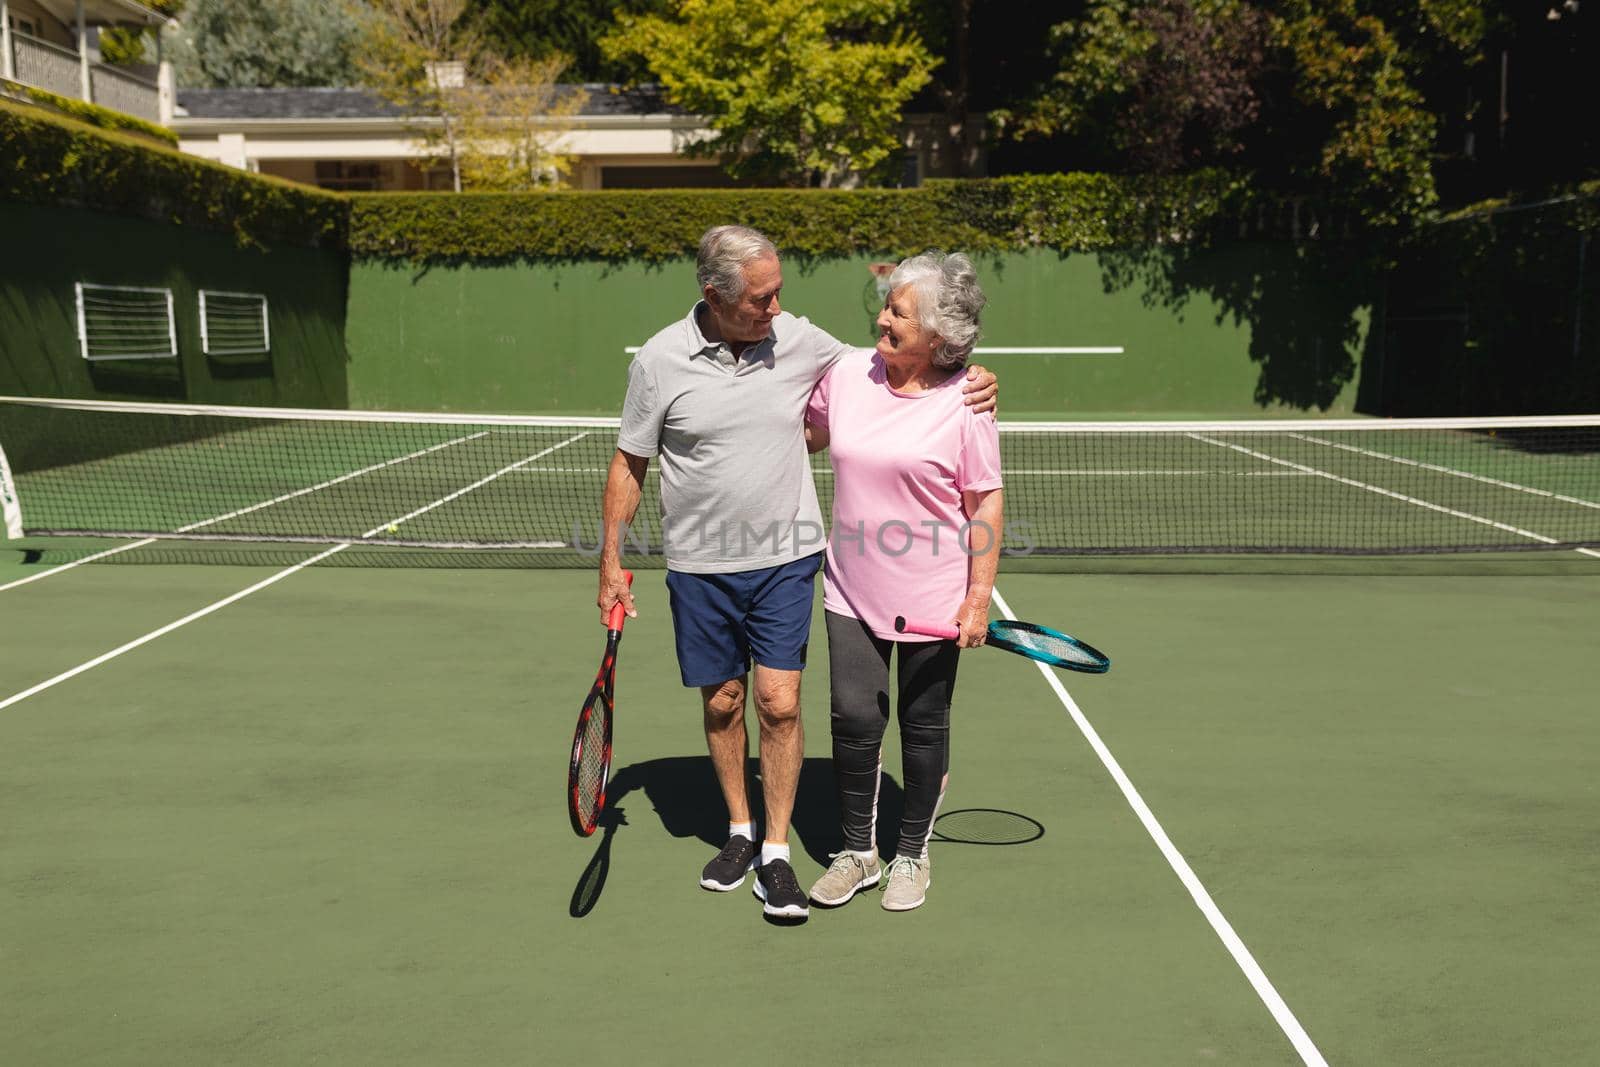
left=962, top=363, right=999, bottom=414
left=597, top=562, right=637, bottom=625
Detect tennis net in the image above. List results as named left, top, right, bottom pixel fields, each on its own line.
left=2, top=396, right=1598, bottom=559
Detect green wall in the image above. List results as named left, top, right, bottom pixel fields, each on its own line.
left=0, top=200, right=349, bottom=407
left=347, top=245, right=1372, bottom=417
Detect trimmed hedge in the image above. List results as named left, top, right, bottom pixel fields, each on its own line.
left=348, top=170, right=1255, bottom=263
left=0, top=100, right=347, bottom=250
left=9, top=83, right=179, bottom=147
left=4, top=92, right=1353, bottom=265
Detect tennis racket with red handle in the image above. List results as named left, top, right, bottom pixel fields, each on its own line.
left=569, top=570, right=632, bottom=836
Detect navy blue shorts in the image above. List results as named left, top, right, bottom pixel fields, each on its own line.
left=664, top=553, right=823, bottom=688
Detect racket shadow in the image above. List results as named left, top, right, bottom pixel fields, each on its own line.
left=565, top=755, right=909, bottom=916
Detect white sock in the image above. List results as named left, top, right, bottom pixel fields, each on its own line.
left=728, top=821, right=754, bottom=842
left=761, top=841, right=790, bottom=866
left=849, top=848, right=876, bottom=860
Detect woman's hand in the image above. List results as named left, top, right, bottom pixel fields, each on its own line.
left=954, top=595, right=991, bottom=648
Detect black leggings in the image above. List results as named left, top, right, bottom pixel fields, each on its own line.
left=825, top=610, right=961, bottom=859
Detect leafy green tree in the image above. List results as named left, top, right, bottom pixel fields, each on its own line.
left=1010, top=0, right=1496, bottom=226
left=98, top=0, right=185, bottom=67
left=353, top=0, right=484, bottom=191
left=456, top=53, right=586, bottom=189
left=600, top=0, right=938, bottom=188
left=168, top=0, right=362, bottom=87
left=466, top=0, right=667, bottom=82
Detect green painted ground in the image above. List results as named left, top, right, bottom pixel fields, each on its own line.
left=3, top=560, right=1597, bottom=1064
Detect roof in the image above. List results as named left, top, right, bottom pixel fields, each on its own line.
left=30, top=0, right=165, bottom=26
left=175, top=85, right=678, bottom=121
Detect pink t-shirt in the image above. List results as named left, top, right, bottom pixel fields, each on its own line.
left=806, top=350, right=1003, bottom=641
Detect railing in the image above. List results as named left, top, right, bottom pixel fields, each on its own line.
left=11, top=32, right=81, bottom=100
left=8, top=31, right=160, bottom=124
left=90, top=64, right=158, bottom=123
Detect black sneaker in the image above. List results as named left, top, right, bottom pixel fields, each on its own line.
left=699, top=835, right=757, bottom=891
left=752, top=858, right=810, bottom=920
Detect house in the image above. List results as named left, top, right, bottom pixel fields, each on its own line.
left=1, top=0, right=173, bottom=125
left=3, top=0, right=978, bottom=192
left=172, top=84, right=979, bottom=191
left=171, top=84, right=732, bottom=192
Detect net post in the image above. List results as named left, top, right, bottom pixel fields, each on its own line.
left=0, top=440, right=23, bottom=540
left=74, top=282, right=90, bottom=362
left=198, top=290, right=210, bottom=354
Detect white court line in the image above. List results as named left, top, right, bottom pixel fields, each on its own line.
left=1188, top=433, right=1570, bottom=549
left=1288, top=432, right=1600, bottom=510
left=0, top=538, right=159, bottom=592
left=990, top=586, right=1328, bottom=1067
left=0, top=543, right=350, bottom=713
left=621, top=346, right=1124, bottom=355
left=1285, top=432, right=1600, bottom=560
left=969, top=346, right=1124, bottom=355
left=0, top=433, right=591, bottom=713
left=0, top=431, right=491, bottom=593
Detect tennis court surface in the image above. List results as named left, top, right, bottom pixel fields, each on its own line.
left=3, top=402, right=1599, bottom=1064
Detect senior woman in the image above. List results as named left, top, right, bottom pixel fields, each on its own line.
left=803, top=252, right=1003, bottom=912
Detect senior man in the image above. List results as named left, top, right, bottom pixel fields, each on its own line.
left=597, top=225, right=996, bottom=921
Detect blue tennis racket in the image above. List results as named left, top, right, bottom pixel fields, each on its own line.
left=894, top=615, right=1111, bottom=674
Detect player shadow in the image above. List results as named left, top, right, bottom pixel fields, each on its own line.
left=567, top=755, right=908, bottom=919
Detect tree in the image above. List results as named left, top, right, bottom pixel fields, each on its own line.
left=1006, top=0, right=1268, bottom=175
left=1006, top=1, right=1503, bottom=226
left=466, top=0, right=668, bottom=82
left=353, top=0, right=484, bottom=192
left=600, top=0, right=938, bottom=188
left=167, top=0, right=362, bottom=88
left=457, top=54, right=586, bottom=190
left=98, top=0, right=184, bottom=67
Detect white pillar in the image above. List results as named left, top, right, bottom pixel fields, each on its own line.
left=157, top=60, right=174, bottom=125
left=0, top=0, right=14, bottom=85
left=217, top=132, right=248, bottom=170
left=1, top=0, right=14, bottom=83
left=76, top=0, right=91, bottom=102
left=156, top=22, right=174, bottom=125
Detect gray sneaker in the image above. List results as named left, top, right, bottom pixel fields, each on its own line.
left=880, top=855, right=931, bottom=911
left=809, top=850, right=881, bottom=906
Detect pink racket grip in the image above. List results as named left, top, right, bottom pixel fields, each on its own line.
left=893, top=615, right=959, bottom=640
left=606, top=570, right=635, bottom=632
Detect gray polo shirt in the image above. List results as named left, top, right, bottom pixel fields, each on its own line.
left=618, top=303, right=856, bottom=573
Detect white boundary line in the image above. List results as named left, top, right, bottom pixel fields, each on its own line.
left=0, top=432, right=493, bottom=593
left=990, top=586, right=1328, bottom=1066
left=969, top=346, right=1124, bottom=355
left=622, top=346, right=1125, bottom=356
left=0, top=434, right=592, bottom=712
left=1189, top=433, right=1600, bottom=558
left=0, top=538, right=158, bottom=593
left=0, top=543, right=350, bottom=713
left=1288, top=432, right=1600, bottom=511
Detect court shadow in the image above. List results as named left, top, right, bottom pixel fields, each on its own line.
left=566, top=755, right=908, bottom=917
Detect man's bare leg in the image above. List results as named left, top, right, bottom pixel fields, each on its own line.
left=701, top=676, right=751, bottom=825
left=752, top=665, right=803, bottom=845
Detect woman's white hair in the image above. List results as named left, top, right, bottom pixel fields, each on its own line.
left=697, top=225, right=779, bottom=303
left=887, top=251, right=986, bottom=369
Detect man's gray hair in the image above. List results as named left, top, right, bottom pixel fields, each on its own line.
left=697, top=225, right=779, bottom=303
left=887, top=251, right=986, bottom=370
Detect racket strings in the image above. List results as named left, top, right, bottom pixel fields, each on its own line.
left=575, top=705, right=609, bottom=824
left=993, top=623, right=1107, bottom=670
